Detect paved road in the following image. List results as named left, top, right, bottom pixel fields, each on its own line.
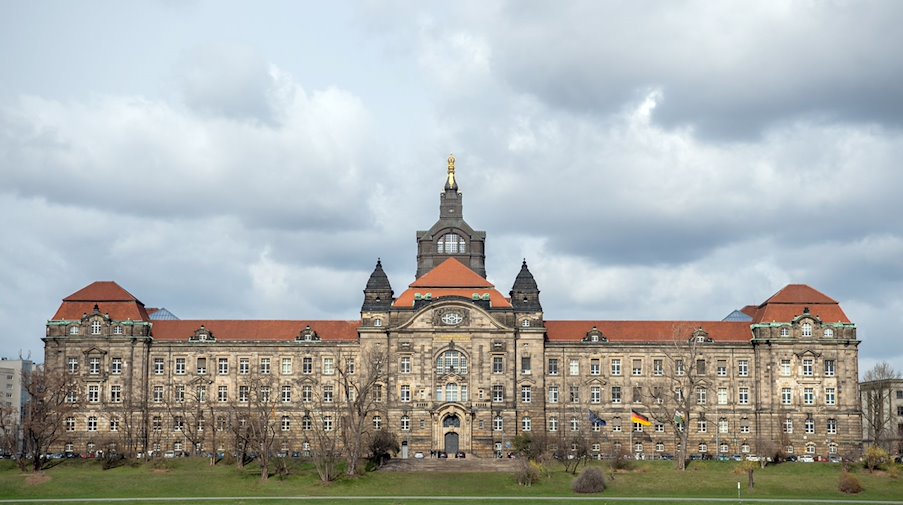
left=2, top=497, right=902, bottom=504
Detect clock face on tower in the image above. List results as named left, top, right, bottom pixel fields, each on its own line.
left=440, top=311, right=464, bottom=326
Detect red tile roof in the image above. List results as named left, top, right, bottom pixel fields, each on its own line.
left=395, top=258, right=511, bottom=308
left=53, top=281, right=150, bottom=321
left=749, top=284, right=850, bottom=323
left=410, top=258, right=494, bottom=288
left=151, top=320, right=360, bottom=342
left=545, top=321, right=754, bottom=343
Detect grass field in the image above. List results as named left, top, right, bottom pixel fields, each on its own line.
left=1, top=458, right=901, bottom=505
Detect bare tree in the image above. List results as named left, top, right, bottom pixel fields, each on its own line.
left=336, top=348, right=387, bottom=476
left=861, top=361, right=901, bottom=452
left=640, top=326, right=712, bottom=470
left=306, top=376, right=344, bottom=482
left=20, top=366, right=78, bottom=472
left=246, top=375, right=280, bottom=480
left=0, top=403, right=20, bottom=458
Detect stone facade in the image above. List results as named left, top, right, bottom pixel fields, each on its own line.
left=41, top=159, right=863, bottom=460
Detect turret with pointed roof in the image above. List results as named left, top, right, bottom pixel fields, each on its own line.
left=510, top=259, right=542, bottom=313
left=362, top=258, right=393, bottom=312
left=415, top=155, right=486, bottom=278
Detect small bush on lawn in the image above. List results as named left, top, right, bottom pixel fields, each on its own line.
left=839, top=472, right=863, bottom=494
left=572, top=467, right=606, bottom=494
left=516, top=460, right=543, bottom=486
left=611, top=448, right=633, bottom=471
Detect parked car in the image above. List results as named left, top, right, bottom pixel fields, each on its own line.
left=798, top=455, right=815, bottom=463
left=828, top=455, right=842, bottom=463
left=413, top=452, right=424, bottom=459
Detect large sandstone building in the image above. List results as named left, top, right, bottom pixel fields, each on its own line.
left=43, top=157, right=862, bottom=460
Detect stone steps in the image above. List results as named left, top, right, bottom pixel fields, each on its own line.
left=380, top=456, right=520, bottom=472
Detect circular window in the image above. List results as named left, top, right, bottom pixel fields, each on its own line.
left=441, top=311, right=464, bottom=325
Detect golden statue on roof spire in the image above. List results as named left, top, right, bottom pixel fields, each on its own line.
left=446, top=153, right=457, bottom=190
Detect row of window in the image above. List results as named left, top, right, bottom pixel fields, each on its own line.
left=147, top=383, right=381, bottom=404
left=781, top=387, right=838, bottom=406
left=68, top=320, right=126, bottom=336
left=779, top=358, right=837, bottom=377
left=776, top=323, right=836, bottom=338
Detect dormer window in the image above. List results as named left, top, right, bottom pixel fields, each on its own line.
left=780, top=327, right=790, bottom=337
left=297, top=325, right=320, bottom=342
left=437, top=233, right=466, bottom=254
left=691, top=329, right=710, bottom=343
left=189, top=326, right=215, bottom=342
left=113, top=325, right=123, bottom=335
left=801, top=322, right=812, bottom=337
left=91, top=320, right=102, bottom=335
left=69, top=326, right=80, bottom=335
left=374, top=318, right=382, bottom=327
left=521, top=319, right=530, bottom=328
left=824, top=328, right=834, bottom=338
left=583, top=327, right=606, bottom=343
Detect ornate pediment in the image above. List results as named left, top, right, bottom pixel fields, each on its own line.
left=582, top=326, right=607, bottom=343
left=296, top=325, right=320, bottom=342
left=188, top=325, right=215, bottom=342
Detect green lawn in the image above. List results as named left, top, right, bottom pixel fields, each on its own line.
left=1, top=458, right=901, bottom=504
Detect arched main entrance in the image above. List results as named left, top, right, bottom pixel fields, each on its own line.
left=444, top=432, right=459, bottom=454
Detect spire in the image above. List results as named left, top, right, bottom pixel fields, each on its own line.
left=445, top=153, right=458, bottom=191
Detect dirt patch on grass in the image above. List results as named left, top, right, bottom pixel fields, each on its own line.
left=151, top=468, right=170, bottom=474
left=25, top=472, right=51, bottom=485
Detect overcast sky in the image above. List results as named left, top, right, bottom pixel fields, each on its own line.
left=2, top=1, right=902, bottom=376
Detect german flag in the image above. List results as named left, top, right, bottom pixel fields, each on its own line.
left=631, top=410, right=652, bottom=426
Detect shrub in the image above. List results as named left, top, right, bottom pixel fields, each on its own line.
left=611, top=448, right=633, bottom=471
left=572, top=467, right=606, bottom=494
left=863, top=446, right=889, bottom=472
left=516, top=460, right=543, bottom=486
left=838, top=472, right=863, bottom=494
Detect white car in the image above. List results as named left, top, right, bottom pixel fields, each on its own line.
left=798, top=455, right=815, bottom=463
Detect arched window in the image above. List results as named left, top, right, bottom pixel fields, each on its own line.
left=443, top=415, right=460, bottom=428
left=436, top=350, right=468, bottom=374
left=802, top=322, right=812, bottom=337
left=437, top=233, right=466, bottom=254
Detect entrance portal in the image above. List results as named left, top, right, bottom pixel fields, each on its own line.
left=444, top=432, right=459, bottom=454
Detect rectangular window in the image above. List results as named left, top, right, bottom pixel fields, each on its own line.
left=110, top=385, right=121, bottom=403
left=570, top=385, right=580, bottom=403
left=697, top=419, right=707, bottom=433
left=322, top=385, right=333, bottom=403
left=111, top=357, right=122, bottom=375
left=521, top=356, right=532, bottom=375
left=400, top=385, right=411, bottom=402
left=738, top=387, right=749, bottom=405
left=824, top=360, right=835, bottom=377
left=783, top=418, right=793, bottom=434
left=805, top=417, right=815, bottom=434
left=260, top=358, right=271, bottom=375
left=547, top=358, right=558, bottom=375
left=696, top=359, right=706, bottom=375
left=282, top=385, right=292, bottom=403
left=239, top=358, right=250, bottom=375
left=718, top=387, right=728, bottom=405
left=402, top=356, right=413, bottom=374
left=239, top=385, right=249, bottom=402
left=802, top=358, right=813, bottom=377
left=346, top=357, right=356, bottom=375
left=632, top=359, right=642, bottom=376
left=740, top=419, right=750, bottom=434
left=281, top=357, right=292, bottom=375
left=804, top=387, right=814, bottom=405
left=196, top=357, right=207, bottom=375
left=738, top=360, right=749, bottom=377
left=153, top=385, right=163, bottom=403
left=827, top=418, right=837, bottom=434
left=89, top=357, right=101, bottom=375
left=548, top=385, right=559, bottom=404
left=696, top=388, right=707, bottom=405
left=611, top=386, right=621, bottom=404
left=590, top=359, right=601, bottom=376
left=175, top=358, right=186, bottom=375
left=322, top=357, right=334, bottom=375
left=87, top=416, right=97, bottom=432
left=611, top=359, right=621, bottom=376
left=591, top=385, right=601, bottom=403
left=302, top=357, right=312, bottom=374
left=521, top=385, right=532, bottom=403
left=548, top=417, right=558, bottom=432
left=719, top=418, right=729, bottom=434
left=653, top=359, right=664, bottom=376
left=825, top=387, right=836, bottom=406
left=492, top=384, right=504, bottom=402
left=218, top=358, right=229, bottom=375
left=374, top=384, right=383, bottom=402
left=569, top=359, right=579, bottom=376
left=782, top=387, right=792, bottom=405
left=781, top=359, right=792, bottom=376
left=302, top=385, right=312, bottom=402
left=175, top=385, right=185, bottom=403
left=676, top=359, right=685, bottom=376
left=153, top=358, right=164, bottom=375
left=88, top=385, right=100, bottom=403
left=717, top=360, right=727, bottom=376
left=218, top=385, right=228, bottom=402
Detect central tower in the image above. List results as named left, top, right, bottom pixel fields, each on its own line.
left=415, top=155, right=487, bottom=278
